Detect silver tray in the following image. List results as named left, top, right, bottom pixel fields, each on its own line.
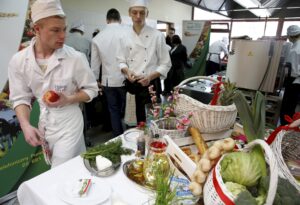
left=83, top=158, right=121, bottom=177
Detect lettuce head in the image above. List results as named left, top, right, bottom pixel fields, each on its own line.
left=221, top=152, right=263, bottom=187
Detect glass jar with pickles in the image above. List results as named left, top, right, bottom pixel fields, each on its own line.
left=143, top=136, right=170, bottom=188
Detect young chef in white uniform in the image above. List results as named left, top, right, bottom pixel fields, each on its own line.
left=8, top=0, right=98, bottom=168
left=117, top=0, right=171, bottom=123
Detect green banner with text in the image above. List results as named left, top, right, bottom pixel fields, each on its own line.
left=0, top=99, right=50, bottom=198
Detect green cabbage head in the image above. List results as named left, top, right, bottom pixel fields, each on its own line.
left=221, top=152, right=262, bottom=187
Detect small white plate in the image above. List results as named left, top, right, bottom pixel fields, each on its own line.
left=57, top=177, right=111, bottom=205
left=123, top=128, right=143, bottom=143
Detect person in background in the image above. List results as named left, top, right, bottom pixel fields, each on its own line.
left=92, top=29, right=100, bottom=38
left=91, top=8, right=126, bottom=137
left=206, top=36, right=229, bottom=75
left=280, top=25, right=300, bottom=125
left=163, top=35, right=188, bottom=96
left=8, top=0, right=98, bottom=168
left=65, top=21, right=91, bottom=63
left=117, top=0, right=171, bottom=124
left=166, top=27, right=175, bottom=48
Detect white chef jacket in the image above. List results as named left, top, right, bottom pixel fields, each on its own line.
left=117, top=25, right=171, bottom=79
left=8, top=38, right=99, bottom=167
left=65, top=32, right=91, bottom=63
left=286, top=40, right=300, bottom=84
left=207, top=40, right=229, bottom=64
left=91, top=23, right=127, bottom=87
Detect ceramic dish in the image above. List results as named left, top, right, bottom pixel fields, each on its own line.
left=83, top=158, right=121, bottom=177
left=57, top=177, right=111, bottom=205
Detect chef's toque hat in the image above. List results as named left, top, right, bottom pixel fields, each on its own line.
left=70, top=22, right=85, bottom=33
left=31, top=0, right=65, bottom=23
left=222, top=37, right=229, bottom=45
left=287, top=25, right=300, bottom=36
left=127, top=0, right=150, bottom=8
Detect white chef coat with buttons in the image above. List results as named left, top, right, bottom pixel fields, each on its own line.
left=91, top=23, right=127, bottom=87
left=117, top=25, right=171, bottom=79
left=286, top=40, right=300, bottom=84
left=8, top=38, right=99, bottom=167
left=207, top=40, right=229, bottom=64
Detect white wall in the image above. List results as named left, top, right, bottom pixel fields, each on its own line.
left=0, top=0, right=29, bottom=91
left=61, top=0, right=192, bottom=39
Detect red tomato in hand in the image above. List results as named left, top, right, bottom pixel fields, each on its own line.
left=43, top=90, right=60, bottom=103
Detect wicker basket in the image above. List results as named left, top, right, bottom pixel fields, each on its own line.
left=150, top=117, right=187, bottom=139
left=175, top=76, right=237, bottom=134
left=203, top=139, right=278, bottom=205
left=270, top=130, right=300, bottom=192
left=175, top=93, right=237, bottom=134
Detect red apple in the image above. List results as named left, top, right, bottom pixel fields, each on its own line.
left=43, top=90, right=60, bottom=103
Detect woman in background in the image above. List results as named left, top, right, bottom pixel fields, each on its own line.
left=163, top=35, right=188, bottom=95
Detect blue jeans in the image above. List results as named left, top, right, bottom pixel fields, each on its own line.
left=103, top=86, right=126, bottom=137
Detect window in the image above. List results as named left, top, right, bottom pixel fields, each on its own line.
left=281, top=21, right=300, bottom=36
left=231, top=21, right=265, bottom=40
left=265, top=21, right=278, bottom=37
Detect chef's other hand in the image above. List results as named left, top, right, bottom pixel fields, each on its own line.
left=137, top=75, right=151, bottom=87
left=97, top=81, right=103, bottom=96
left=122, top=68, right=136, bottom=83
left=22, top=124, right=42, bottom=146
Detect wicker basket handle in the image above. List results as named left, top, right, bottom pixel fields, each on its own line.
left=176, top=76, right=218, bottom=87
left=243, top=139, right=278, bottom=205
left=150, top=120, right=159, bottom=130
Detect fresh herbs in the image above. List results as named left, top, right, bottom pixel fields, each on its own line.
left=153, top=168, right=177, bottom=205
left=81, top=138, right=132, bottom=164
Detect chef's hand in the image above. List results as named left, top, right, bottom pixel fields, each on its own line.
left=137, top=71, right=160, bottom=87
left=22, top=124, right=42, bottom=146
left=137, top=75, right=151, bottom=86
left=44, top=92, right=70, bottom=108
left=97, top=81, right=103, bottom=96
left=122, top=68, right=136, bottom=83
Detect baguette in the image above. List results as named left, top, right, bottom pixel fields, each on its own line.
left=188, top=127, right=208, bottom=156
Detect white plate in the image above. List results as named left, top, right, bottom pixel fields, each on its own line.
left=57, top=177, right=111, bottom=205
left=123, top=128, right=143, bottom=143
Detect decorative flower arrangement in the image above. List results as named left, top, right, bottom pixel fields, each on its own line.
left=147, top=85, right=193, bottom=131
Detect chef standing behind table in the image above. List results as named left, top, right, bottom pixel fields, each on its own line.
left=206, top=37, right=229, bottom=76
left=280, top=25, right=300, bottom=125
left=8, top=0, right=99, bottom=168
left=117, top=0, right=171, bottom=124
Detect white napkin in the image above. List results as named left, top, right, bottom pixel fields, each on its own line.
left=111, top=193, right=129, bottom=205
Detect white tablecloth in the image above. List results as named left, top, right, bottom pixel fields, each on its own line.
left=17, top=136, right=153, bottom=205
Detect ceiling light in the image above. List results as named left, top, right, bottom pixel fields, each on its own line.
left=233, top=0, right=271, bottom=17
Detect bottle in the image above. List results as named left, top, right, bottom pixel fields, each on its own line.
left=143, top=134, right=170, bottom=188
left=137, top=133, right=146, bottom=156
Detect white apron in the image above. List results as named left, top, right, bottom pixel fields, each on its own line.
left=39, top=103, right=85, bottom=168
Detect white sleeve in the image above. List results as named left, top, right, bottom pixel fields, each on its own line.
left=155, top=32, right=171, bottom=79
left=74, top=54, right=99, bottom=102
left=220, top=42, right=229, bottom=55
left=116, top=33, right=129, bottom=70
left=8, top=55, right=33, bottom=109
left=90, top=40, right=101, bottom=80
